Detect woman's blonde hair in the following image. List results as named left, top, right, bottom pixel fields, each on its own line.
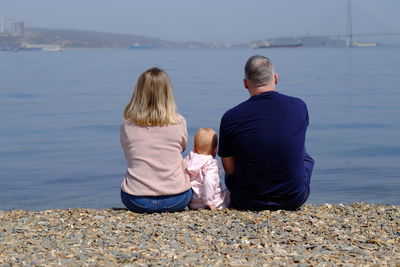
left=124, top=68, right=179, bottom=127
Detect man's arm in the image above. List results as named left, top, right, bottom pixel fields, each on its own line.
left=221, top=156, right=235, bottom=176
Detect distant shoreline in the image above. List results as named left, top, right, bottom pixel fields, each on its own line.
left=2, top=45, right=399, bottom=54
left=2, top=27, right=394, bottom=50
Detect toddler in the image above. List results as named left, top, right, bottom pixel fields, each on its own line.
left=184, top=128, right=230, bottom=210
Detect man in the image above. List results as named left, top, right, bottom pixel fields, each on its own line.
left=218, top=55, right=314, bottom=211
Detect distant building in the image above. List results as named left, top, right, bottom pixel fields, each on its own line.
left=0, top=17, right=5, bottom=33
left=0, top=17, right=24, bottom=36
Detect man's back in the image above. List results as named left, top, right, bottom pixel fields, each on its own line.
left=219, top=91, right=309, bottom=199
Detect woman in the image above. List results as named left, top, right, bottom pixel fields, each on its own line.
left=120, top=67, right=192, bottom=213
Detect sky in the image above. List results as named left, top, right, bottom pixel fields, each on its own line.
left=1, top=0, right=400, bottom=44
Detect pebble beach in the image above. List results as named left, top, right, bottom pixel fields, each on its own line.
left=1, top=203, right=399, bottom=266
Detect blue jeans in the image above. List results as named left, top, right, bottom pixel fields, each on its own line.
left=121, top=189, right=192, bottom=213
left=230, top=150, right=315, bottom=211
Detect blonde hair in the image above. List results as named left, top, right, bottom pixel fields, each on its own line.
left=124, top=68, right=179, bottom=127
left=194, top=128, right=218, bottom=155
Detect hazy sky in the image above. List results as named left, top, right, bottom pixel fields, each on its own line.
left=1, top=0, right=400, bottom=44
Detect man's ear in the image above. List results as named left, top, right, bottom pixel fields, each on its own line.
left=243, top=79, right=249, bottom=89
left=274, top=73, right=279, bottom=85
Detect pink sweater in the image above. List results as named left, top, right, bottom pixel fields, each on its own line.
left=120, top=116, right=191, bottom=196
left=184, top=151, right=230, bottom=209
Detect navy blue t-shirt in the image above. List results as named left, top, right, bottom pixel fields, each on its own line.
left=218, top=91, right=309, bottom=199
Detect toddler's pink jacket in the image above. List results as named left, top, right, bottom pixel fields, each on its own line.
left=184, top=151, right=230, bottom=209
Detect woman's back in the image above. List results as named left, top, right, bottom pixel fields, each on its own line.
left=121, top=116, right=190, bottom=196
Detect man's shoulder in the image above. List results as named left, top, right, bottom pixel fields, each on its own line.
left=277, top=92, right=306, bottom=105
left=221, top=99, right=251, bottom=121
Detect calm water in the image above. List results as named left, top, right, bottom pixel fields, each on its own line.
left=1, top=47, right=399, bottom=210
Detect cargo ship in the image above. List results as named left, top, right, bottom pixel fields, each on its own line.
left=350, top=42, right=379, bottom=48
left=255, top=41, right=303, bottom=49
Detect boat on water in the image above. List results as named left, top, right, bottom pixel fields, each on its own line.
left=350, top=42, right=379, bottom=48
left=255, top=41, right=303, bottom=49
left=0, top=47, right=14, bottom=51
left=13, top=47, right=42, bottom=52
left=129, top=43, right=154, bottom=49
left=42, top=45, right=64, bottom=52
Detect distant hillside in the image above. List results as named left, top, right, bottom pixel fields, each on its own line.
left=0, top=28, right=224, bottom=49
left=23, top=28, right=180, bottom=48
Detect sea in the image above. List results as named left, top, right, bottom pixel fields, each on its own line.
left=1, top=47, right=399, bottom=211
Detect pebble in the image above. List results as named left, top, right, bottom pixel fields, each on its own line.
left=0, top=203, right=399, bottom=265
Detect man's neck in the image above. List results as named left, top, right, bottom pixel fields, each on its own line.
left=249, top=86, right=276, bottom=96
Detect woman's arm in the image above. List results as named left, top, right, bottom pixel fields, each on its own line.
left=180, top=116, right=188, bottom=152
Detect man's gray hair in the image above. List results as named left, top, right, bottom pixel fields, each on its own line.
left=244, top=55, right=275, bottom=87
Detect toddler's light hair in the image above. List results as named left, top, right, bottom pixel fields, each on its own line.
left=194, top=128, right=218, bottom=155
